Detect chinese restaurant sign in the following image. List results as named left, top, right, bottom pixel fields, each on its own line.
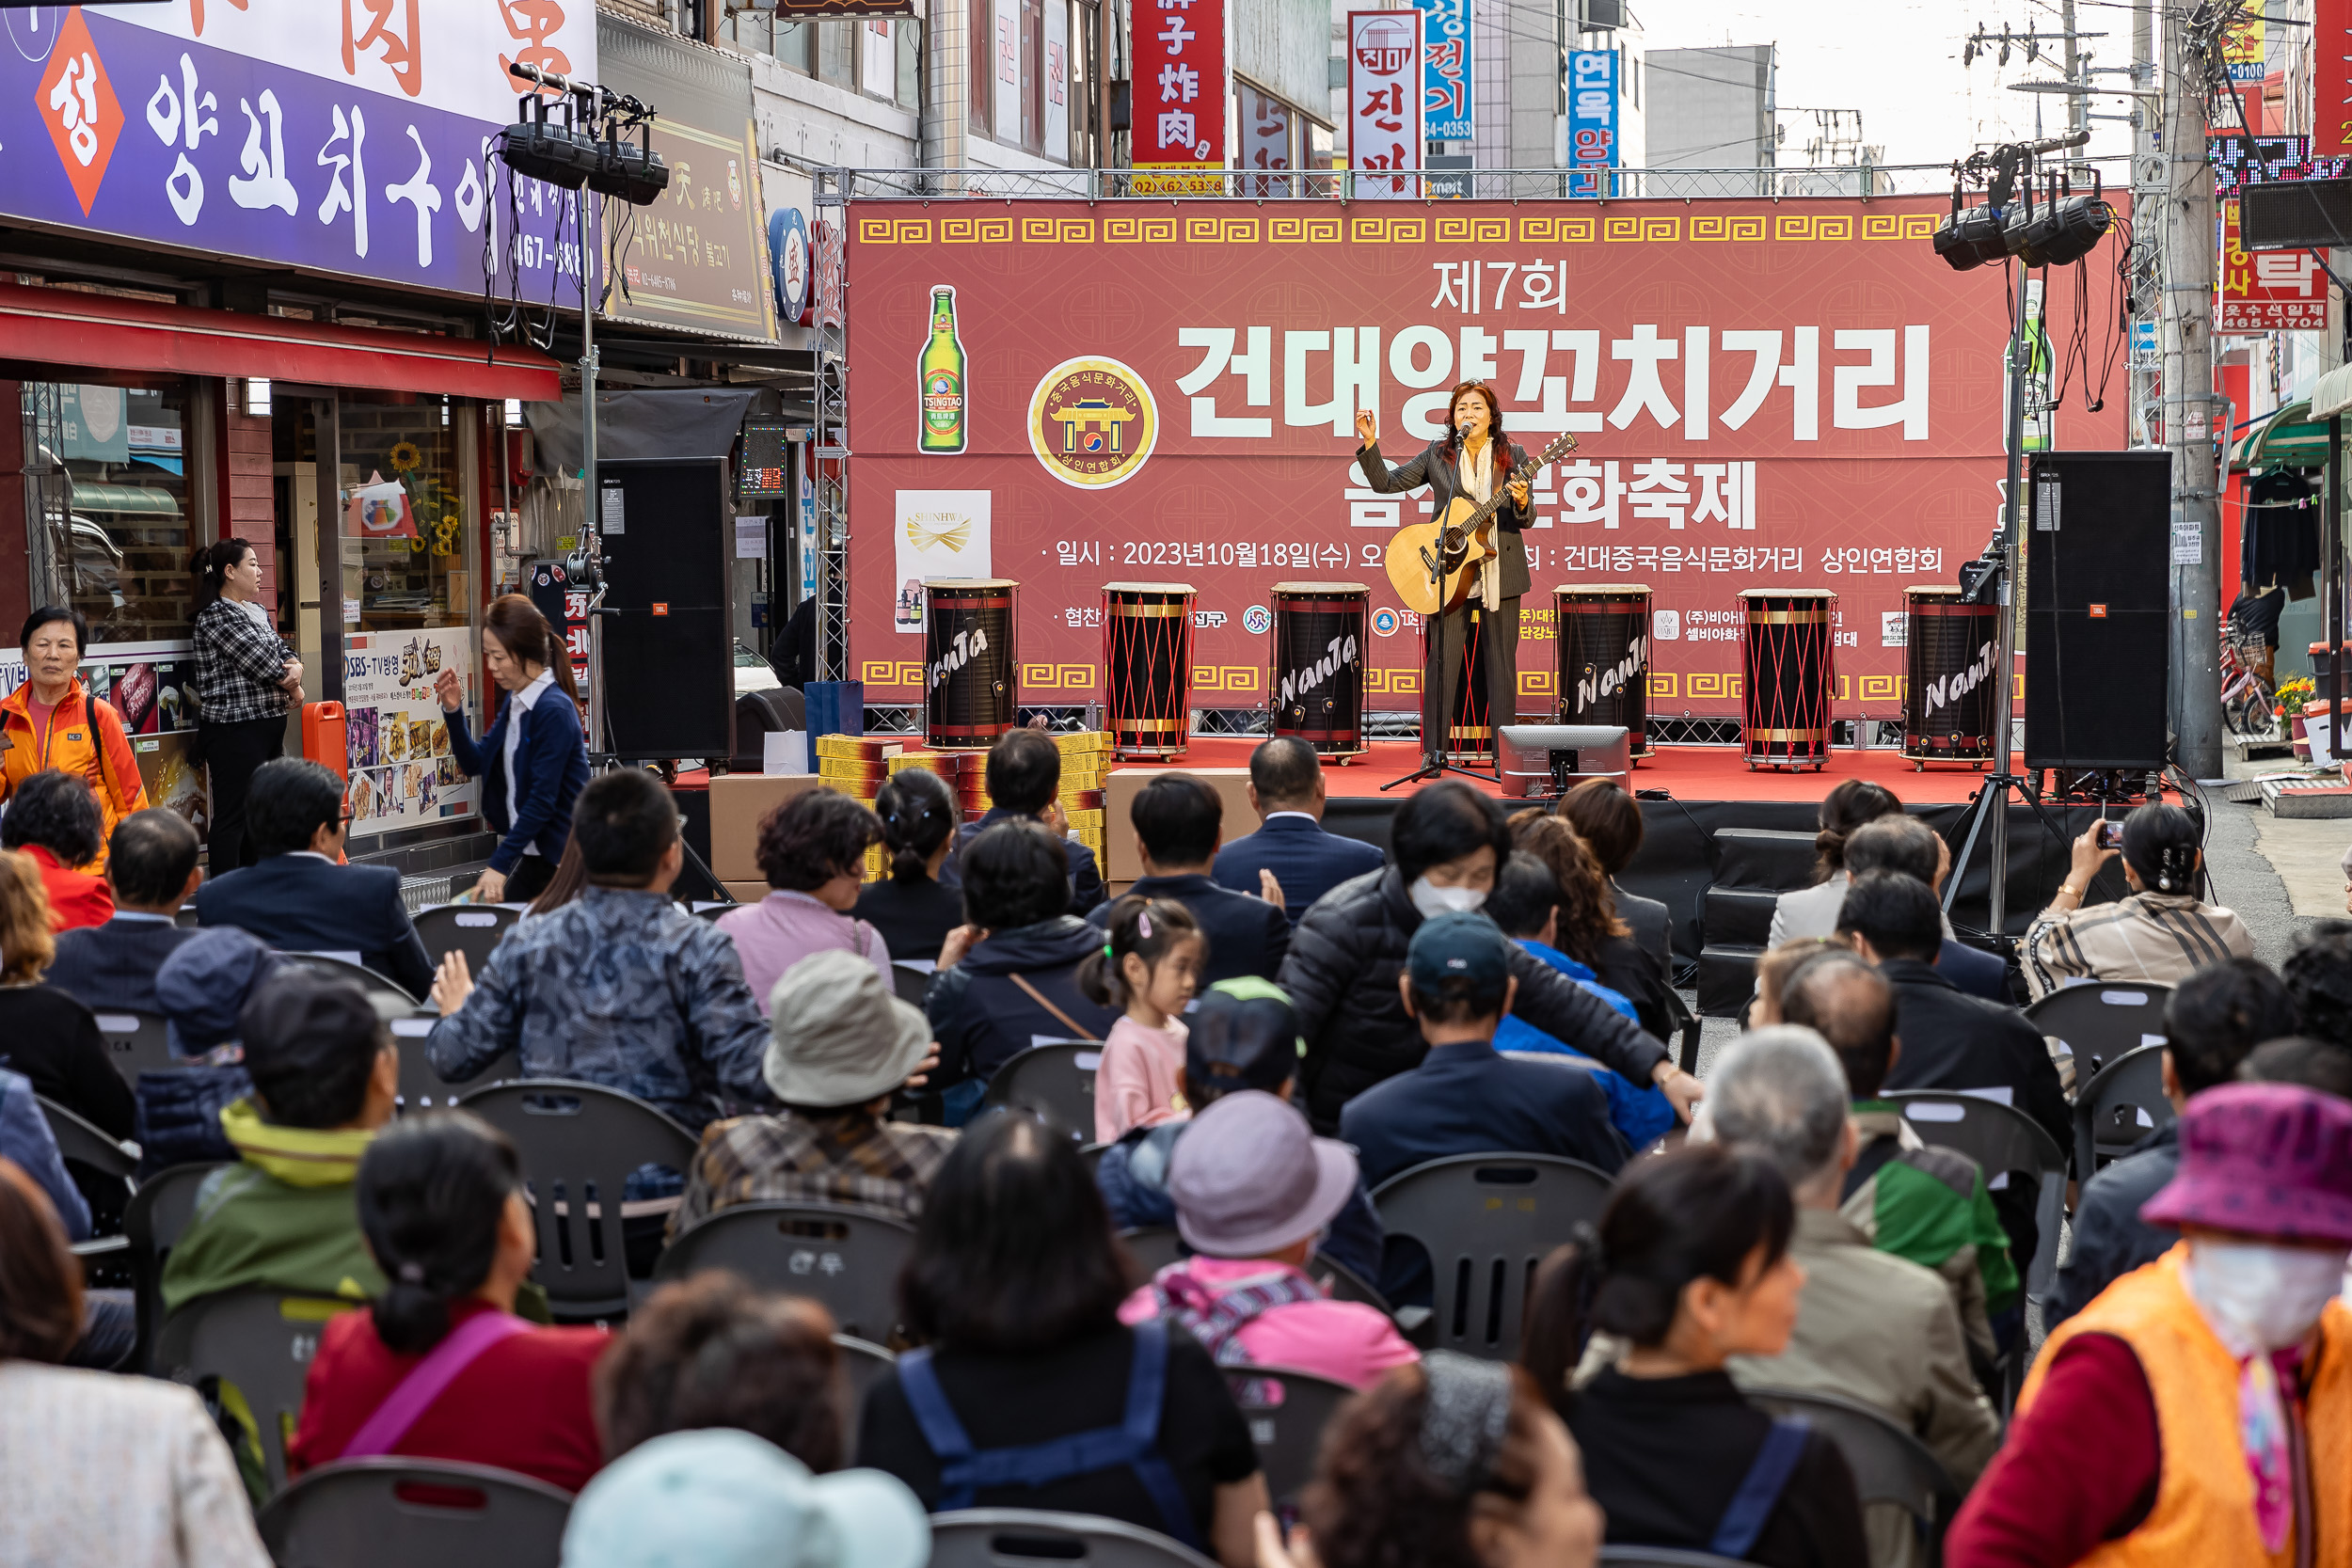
left=0, top=1, right=593, bottom=299
left=841, top=198, right=2129, bottom=719
left=1130, top=0, right=1227, bottom=194
left=597, top=15, right=776, bottom=343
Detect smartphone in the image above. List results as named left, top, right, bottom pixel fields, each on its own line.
left=2096, top=819, right=2124, bottom=850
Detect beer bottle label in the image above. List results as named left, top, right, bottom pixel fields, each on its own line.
left=924, top=371, right=963, bottom=434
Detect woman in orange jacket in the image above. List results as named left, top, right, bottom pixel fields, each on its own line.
left=1, top=608, right=149, bottom=868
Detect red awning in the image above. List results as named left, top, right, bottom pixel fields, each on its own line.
left=0, top=281, right=561, bottom=402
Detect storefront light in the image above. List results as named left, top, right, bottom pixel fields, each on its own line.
left=504, top=398, right=523, bottom=426
left=245, top=377, right=272, bottom=417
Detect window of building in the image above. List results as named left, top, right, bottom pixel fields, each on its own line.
left=1023, top=0, right=1044, bottom=150
left=971, top=0, right=993, bottom=133
left=897, top=16, right=922, bottom=111
left=818, top=20, right=854, bottom=86
left=23, top=379, right=198, bottom=646
left=1241, top=83, right=1295, bottom=193
left=337, top=396, right=474, bottom=635
left=776, top=19, right=815, bottom=72
left=1070, top=0, right=1093, bottom=164
left=863, top=18, right=898, bottom=101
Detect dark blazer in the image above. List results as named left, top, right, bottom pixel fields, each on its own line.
left=1613, top=879, right=1675, bottom=973
left=1340, top=1039, right=1631, bottom=1192
left=1211, top=815, right=1385, bottom=925
left=925, top=915, right=1120, bottom=1088
left=2045, top=1122, right=2179, bottom=1330
left=949, top=807, right=1106, bottom=918
left=1357, top=436, right=1534, bottom=598
left=1935, top=937, right=2014, bottom=1005
left=443, top=683, right=591, bottom=875
left=854, top=874, right=967, bottom=967
left=1089, top=870, right=1289, bottom=986
left=195, top=854, right=435, bottom=999
left=46, top=913, right=197, bottom=1016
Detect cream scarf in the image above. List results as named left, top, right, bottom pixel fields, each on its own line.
left=1458, top=438, right=1503, bottom=610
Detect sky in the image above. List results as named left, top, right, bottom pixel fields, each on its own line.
left=1635, top=0, right=2146, bottom=174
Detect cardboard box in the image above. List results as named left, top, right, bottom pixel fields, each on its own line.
left=708, top=772, right=825, bottom=882
left=722, top=881, right=768, bottom=905
left=1104, top=766, right=1255, bottom=881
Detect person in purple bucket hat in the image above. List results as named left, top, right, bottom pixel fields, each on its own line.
left=1948, top=1083, right=2352, bottom=1567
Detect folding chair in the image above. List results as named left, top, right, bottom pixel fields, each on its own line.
left=38, top=1094, right=137, bottom=1236
left=652, top=1200, right=916, bottom=1342
left=2025, top=982, right=2171, bottom=1084
left=980, top=1042, right=1102, bottom=1140
left=89, top=1007, right=178, bottom=1085
left=256, top=1457, right=575, bottom=1568
left=1597, top=1551, right=1753, bottom=1568
left=890, top=961, right=934, bottom=1009
left=1371, top=1153, right=1613, bottom=1361
left=1120, top=1226, right=1185, bottom=1277
left=455, top=1081, right=700, bottom=1322
left=410, top=904, right=521, bottom=976
left=1881, top=1091, right=2069, bottom=1317
left=2072, top=1044, right=2174, bottom=1180
left=835, top=1333, right=895, bottom=1455
left=1227, top=1365, right=1358, bottom=1511
left=1743, top=1386, right=1962, bottom=1566
left=388, top=1016, right=516, bottom=1114
left=125, top=1160, right=230, bottom=1374
left=929, top=1510, right=1220, bottom=1568
left=154, top=1289, right=360, bottom=1493
left=278, top=952, right=421, bottom=1009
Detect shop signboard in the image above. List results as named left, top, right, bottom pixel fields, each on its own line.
left=2218, top=198, right=2327, bottom=331
left=1414, top=0, right=1471, bottom=142
left=0, top=1, right=592, bottom=301
left=841, top=196, right=2131, bottom=720
left=1348, top=10, right=1423, bottom=198
left=1565, top=49, right=1619, bottom=198
left=1131, top=0, right=1228, bottom=194
left=341, top=626, right=481, bottom=832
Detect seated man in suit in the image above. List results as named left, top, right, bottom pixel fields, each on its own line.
left=1841, top=815, right=2011, bottom=1003
left=195, top=758, right=434, bottom=997
left=948, top=728, right=1104, bottom=917
left=47, top=808, right=202, bottom=1015
left=1210, top=736, right=1383, bottom=923
left=1089, top=772, right=1288, bottom=986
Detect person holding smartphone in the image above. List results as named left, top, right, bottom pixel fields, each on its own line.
left=2021, top=803, right=2253, bottom=1000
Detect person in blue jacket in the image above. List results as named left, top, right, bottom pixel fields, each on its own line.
left=435, top=594, right=591, bottom=905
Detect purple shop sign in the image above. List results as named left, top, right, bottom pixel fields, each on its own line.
left=1, top=5, right=583, bottom=302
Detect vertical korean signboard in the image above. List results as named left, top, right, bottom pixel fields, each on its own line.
left=1348, top=10, right=1423, bottom=198
left=1132, top=0, right=1228, bottom=193
left=1565, top=49, right=1617, bottom=198
left=1415, top=0, right=1470, bottom=143
left=2217, top=199, right=2327, bottom=329
left=2322, top=0, right=2352, bottom=153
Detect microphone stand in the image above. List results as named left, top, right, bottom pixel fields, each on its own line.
left=1384, top=423, right=1501, bottom=792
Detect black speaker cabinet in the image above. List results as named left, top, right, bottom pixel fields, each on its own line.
left=595, top=458, right=733, bottom=761
left=2022, top=450, right=2170, bottom=771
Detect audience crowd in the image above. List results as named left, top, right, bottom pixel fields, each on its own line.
left=4, top=716, right=2352, bottom=1568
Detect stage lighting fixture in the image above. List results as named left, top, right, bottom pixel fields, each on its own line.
left=589, top=136, right=671, bottom=205
left=2005, top=170, right=2113, bottom=266
left=499, top=116, right=600, bottom=189
left=1933, top=202, right=2010, bottom=271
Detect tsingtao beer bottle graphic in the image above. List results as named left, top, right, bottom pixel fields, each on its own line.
left=918, top=286, right=967, bottom=453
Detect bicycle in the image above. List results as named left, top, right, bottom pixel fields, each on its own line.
left=2219, top=631, right=2281, bottom=739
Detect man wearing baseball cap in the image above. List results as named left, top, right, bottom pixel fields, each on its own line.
left=1950, top=1083, right=2352, bottom=1566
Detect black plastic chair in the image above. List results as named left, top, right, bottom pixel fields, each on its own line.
left=1120, top=1226, right=1185, bottom=1277
left=653, top=1200, right=916, bottom=1342
left=1882, top=1091, right=2069, bottom=1312
left=388, top=1015, right=516, bottom=1114
left=411, top=904, right=521, bottom=976
left=1227, top=1364, right=1358, bottom=1511
left=456, top=1081, right=700, bottom=1323
left=1743, top=1386, right=1962, bottom=1565
left=1310, top=1253, right=1394, bottom=1316
left=125, top=1160, right=230, bottom=1374
left=890, top=961, right=934, bottom=1009
left=88, top=1006, right=178, bottom=1085
left=929, top=1510, right=1220, bottom=1568
left=1371, top=1152, right=1613, bottom=1361
left=257, top=1456, right=575, bottom=1567
left=836, top=1332, right=895, bottom=1455
left=2025, top=981, right=2171, bottom=1084
left=1598, top=1551, right=1754, bottom=1568
left=38, top=1094, right=137, bottom=1237
left=980, top=1041, right=1103, bottom=1140
left=2072, top=1043, right=2174, bottom=1180
left=155, top=1289, right=361, bottom=1493
left=278, top=951, right=422, bottom=1008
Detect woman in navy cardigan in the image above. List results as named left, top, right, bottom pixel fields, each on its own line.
left=432, top=594, right=591, bottom=904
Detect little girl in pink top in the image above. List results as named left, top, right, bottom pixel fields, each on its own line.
left=1080, top=895, right=1205, bottom=1144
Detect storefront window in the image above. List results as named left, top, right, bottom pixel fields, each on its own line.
left=337, top=396, right=473, bottom=634
left=22, top=379, right=197, bottom=644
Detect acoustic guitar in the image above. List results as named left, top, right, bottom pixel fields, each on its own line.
left=1381, top=430, right=1581, bottom=615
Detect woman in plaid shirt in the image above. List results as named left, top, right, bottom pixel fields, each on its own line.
left=190, top=540, right=302, bottom=871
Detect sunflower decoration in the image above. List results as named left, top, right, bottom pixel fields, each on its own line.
left=388, top=441, right=423, bottom=475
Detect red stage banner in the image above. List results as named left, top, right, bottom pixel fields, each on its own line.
left=843, top=197, right=2128, bottom=720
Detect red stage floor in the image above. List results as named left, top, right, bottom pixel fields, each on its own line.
left=1113, top=738, right=2013, bottom=805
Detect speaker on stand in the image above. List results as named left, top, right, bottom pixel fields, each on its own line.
left=2022, top=451, right=2172, bottom=784
left=592, top=457, right=735, bottom=762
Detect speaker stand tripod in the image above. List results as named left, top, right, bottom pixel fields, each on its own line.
left=1383, top=531, right=1497, bottom=793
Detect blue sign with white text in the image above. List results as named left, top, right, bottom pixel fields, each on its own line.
left=1566, top=49, right=1618, bottom=198
left=1415, top=0, right=1471, bottom=143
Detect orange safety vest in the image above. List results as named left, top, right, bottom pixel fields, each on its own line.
left=0, top=678, right=148, bottom=868
left=2023, top=1244, right=2352, bottom=1568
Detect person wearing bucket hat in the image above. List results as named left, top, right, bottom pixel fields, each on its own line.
left=1116, top=1089, right=1416, bottom=1391
left=1093, top=977, right=1388, bottom=1290
left=675, top=948, right=955, bottom=1234
left=561, top=1428, right=930, bottom=1568
left=1950, top=1083, right=2352, bottom=1568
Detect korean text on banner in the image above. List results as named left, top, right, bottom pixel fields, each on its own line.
left=1566, top=50, right=1618, bottom=198
left=2218, top=198, right=2327, bottom=330
left=1348, top=9, right=1423, bottom=198
left=2222, top=0, right=2265, bottom=84
left=1131, top=0, right=1228, bottom=194
left=1415, top=0, right=1471, bottom=143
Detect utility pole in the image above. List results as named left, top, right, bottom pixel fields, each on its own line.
left=2060, top=0, right=2088, bottom=142
left=2165, top=5, right=2223, bottom=778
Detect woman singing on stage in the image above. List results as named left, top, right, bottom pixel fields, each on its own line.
left=1353, top=382, right=1534, bottom=752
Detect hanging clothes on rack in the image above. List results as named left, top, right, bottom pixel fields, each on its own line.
left=2243, top=467, right=2322, bottom=600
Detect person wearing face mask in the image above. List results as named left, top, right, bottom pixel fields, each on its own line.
left=1278, top=781, right=1692, bottom=1135
left=1947, top=1083, right=2352, bottom=1568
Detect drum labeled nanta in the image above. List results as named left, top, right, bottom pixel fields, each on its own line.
left=1104, top=582, right=1196, bottom=759
left=1269, top=582, right=1369, bottom=760
left=1554, top=583, right=1653, bottom=760
left=1901, top=585, right=1999, bottom=769
left=1740, top=588, right=1836, bottom=770
left=924, top=579, right=1017, bottom=750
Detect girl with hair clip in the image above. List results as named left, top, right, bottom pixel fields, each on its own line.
left=855, top=768, right=967, bottom=965
left=1079, top=895, right=1205, bottom=1144
left=1516, top=1145, right=1868, bottom=1568
left=2022, top=801, right=2253, bottom=1000
left=288, top=1112, right=610, bottom=1494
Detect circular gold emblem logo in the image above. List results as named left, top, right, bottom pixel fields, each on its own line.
left=1027, top=356, right=1158, bottom=489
